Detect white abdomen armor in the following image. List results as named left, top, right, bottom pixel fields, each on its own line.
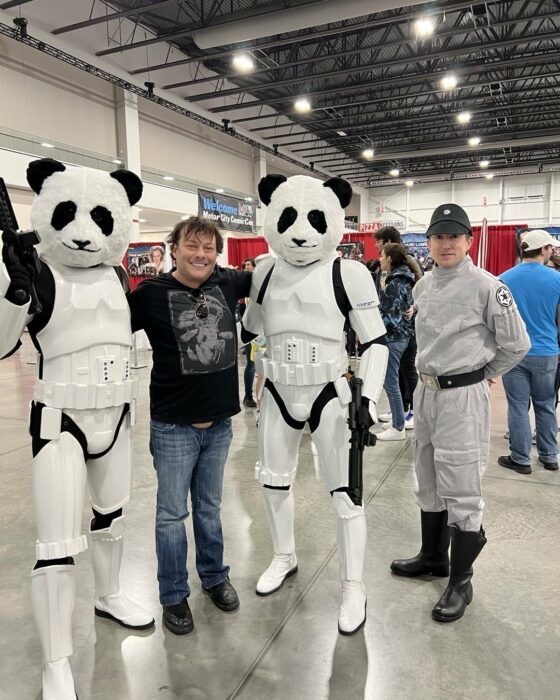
left=259, top=258, right=346, bottom=385
left=34, top=264, right=134, bottom=412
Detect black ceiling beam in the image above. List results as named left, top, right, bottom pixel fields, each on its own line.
left=232, top=68, right=560, bottom=126
left=162, top=10, right=560, bottom=90
left=312, top=124, right=560, bottom=166
left=185, top=29, right=560, bottom=101
left=100, top=0, right=483, bottom=59
left=275, top=98, right=560, bottom=150
left=209, top=52, right=560, bottom=113
left=0, top=0, right=33, bottom=8
left=53, top=0, right=184, bottom=35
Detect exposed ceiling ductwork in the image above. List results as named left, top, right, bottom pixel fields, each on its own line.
left=191, top=0, right=433, bottom=50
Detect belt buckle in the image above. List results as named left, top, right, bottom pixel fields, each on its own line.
left=421, top=372, right=441, bottom=390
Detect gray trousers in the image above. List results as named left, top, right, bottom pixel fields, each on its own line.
left=414, top=381, right=491, bottom=531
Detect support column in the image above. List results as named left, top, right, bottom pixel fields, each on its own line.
left=498, top=178, right=504, bottom=225
left=253, top=149, right=267, bottom=237
left=115, top=87, right=142, bottom=242
left=549, top=172, right=555, bottom=224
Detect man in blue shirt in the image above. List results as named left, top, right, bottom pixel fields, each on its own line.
left=499, top=230, right=560, bottom=473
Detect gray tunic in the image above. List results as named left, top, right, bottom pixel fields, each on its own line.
left=412, top=256, right=530, bottom=530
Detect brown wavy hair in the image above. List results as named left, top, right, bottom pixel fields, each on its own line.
left=382, top=243, right=421, bottom=281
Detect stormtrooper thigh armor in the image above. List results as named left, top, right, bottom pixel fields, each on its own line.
left=256, top=380, right=368, bottom=634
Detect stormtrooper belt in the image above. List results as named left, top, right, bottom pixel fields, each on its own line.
left=34, top=377, right=138, bottom=409
left=419, top=367, right=485, bottom=390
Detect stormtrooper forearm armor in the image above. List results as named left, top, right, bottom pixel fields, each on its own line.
left=0, top=260, right=32, bottom=359
left=341, top=262, right=388, bottom=415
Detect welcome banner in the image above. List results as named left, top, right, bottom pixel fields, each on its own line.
left=198, top=189, right=255, bottom=233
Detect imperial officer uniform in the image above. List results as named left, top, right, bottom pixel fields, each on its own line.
left=390, top=203, right=530, bottom=622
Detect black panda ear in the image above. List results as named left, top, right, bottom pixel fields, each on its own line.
left=110, top=169, right=143, bottom=206
left=258, top=174, right=287, bottom=205
left=323, top=177, right=352, bottom=209
left=26, top=159, right=66, bottom=194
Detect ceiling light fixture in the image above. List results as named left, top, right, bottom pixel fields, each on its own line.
left=389, top=168, right=400, bottom=177
left=405, top=179, right=414, bottom=187
left=457, top=111, right=471, bottom=124
left=111, top=158, right=122, bottom=164
left=163, top=175, right=175, bottom=181
left=484, top=172, right=494, bottom=179
left=294, top=97, right=312, bottom=113
left=362, top=148, right=374, bottom=159
left=336, top=130, right=347, bottom=136
left=415, top=17, right=434, bottom=37
left=232, top=54, right=255, bottom=72
left=216, top=188, right=224, bottom=193
left=138, top=218, right=147, bottom=223
left=479, top=160, right=490, bottom=168
left=440, top=74, right=458, bottom=90
left=41, top=142, right=54, bottom=148
left=244, top=197, right=253, bottom=201
left=468, top=136, right=481, bottom=146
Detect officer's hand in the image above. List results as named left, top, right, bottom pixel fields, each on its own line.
left=404, top=305, right=415, bottom=321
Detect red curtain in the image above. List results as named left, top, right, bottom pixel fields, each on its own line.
left=469, top=225, right=525, bottom=276
left=342, top=232, right=377, bottom=260
left=227, top=237, right=269, bottom=268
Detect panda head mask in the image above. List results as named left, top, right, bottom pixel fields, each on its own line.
left=258, top=174, right=352, bottom=266
left=27, top=158, right=142, bottom=268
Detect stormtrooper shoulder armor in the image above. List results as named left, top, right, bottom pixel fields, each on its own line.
left=340, top=260, right=385, bottom=343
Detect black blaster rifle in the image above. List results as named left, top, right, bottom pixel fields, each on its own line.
left=0, top=177, right=42, bottom=314
left=347, top=375, right=377, bottom=502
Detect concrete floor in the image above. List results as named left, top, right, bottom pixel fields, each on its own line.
left=1, top=335, right=559, bottom=700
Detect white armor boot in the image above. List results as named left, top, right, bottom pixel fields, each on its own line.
left=89, top=516, right=154, bottom=629
left=256, top=487, right=298, bottom=596
left=31, top=565, right=76, bottom=700
left=333, top=492, right=367, bottom=635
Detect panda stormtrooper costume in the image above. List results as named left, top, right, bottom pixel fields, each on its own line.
left=242, top=174, right=388, bottom=635
left=0, top=159, right=154, bottom=700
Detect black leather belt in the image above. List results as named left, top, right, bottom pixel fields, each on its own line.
left=419, top=367, right=486, bottom=390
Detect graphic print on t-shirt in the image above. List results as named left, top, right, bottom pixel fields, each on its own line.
left=168, top=286, right=236, bottom=374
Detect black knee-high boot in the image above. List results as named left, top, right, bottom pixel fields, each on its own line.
left=391, top=510, right=451, bottom=577
left=431, top=526, right=487, bottom=623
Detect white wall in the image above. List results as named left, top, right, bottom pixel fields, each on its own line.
left=0, top=39, right=118, bottom=155
left=369, top=174, right=560, bottom=230
left=138, top=101, right=255, bottom=193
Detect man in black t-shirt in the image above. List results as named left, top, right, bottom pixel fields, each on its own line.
left=128, top=216, right=251, bottom=635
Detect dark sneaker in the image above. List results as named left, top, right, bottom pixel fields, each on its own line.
left=202, top=579, right=240, bottom=612
left=162, top=597, right=194, bottom=635
left=538, top=457, right=558, bottom=471
left=498, top=455, right=532, bottom=475
left=243, top=396, right=257, bottom=408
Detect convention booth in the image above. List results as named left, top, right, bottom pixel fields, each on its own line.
left=227, top=232, right=375, bottom=268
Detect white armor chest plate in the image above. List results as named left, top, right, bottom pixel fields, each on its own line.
left=34, top=264, right=134, bottom=403
left=259, top=258, right=347, bottom=385
left=37, top=263, right=132, bottom=360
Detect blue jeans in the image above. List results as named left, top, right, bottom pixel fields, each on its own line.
left=502, top=355, right=559, bottom=464
left=150, top=418, right=233, bottom=605
left=383, top=339, right=409, bottom=430
left=242, top=344, right=255, bottom=398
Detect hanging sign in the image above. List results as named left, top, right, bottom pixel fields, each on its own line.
left=198, top=189, right=255, bottom=233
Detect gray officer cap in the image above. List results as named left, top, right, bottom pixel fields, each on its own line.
left=426, top=203, right=472, bottom=237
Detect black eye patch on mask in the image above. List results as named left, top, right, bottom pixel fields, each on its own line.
left=277, top=206, right=298, bottom=233
left=307, top=209, right=327, bottom=234
left=51, top=201, right=77, bottom=231
left=90, top=206, right=114, bottom=236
